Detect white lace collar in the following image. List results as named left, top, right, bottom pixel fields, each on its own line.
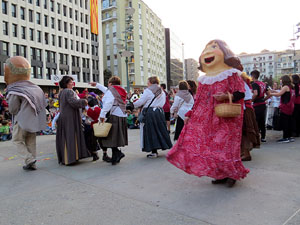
left=197, top=68, right=242, bottom=85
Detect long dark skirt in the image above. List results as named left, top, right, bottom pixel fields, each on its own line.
left=143, top=107, right=172, bottom=152
left=174, top=116, right=184, bottom=141
left=102, top=115, right=128, bottom=148
left=241, top=107, right=261, bottom=156
left=292, top=104, right=300, bottom=136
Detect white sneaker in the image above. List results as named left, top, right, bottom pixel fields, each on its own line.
left=147, top=153, right=158, bottom=158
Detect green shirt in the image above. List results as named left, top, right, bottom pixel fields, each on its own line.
left=127, top=114, right=134, bottom=125
left=0, top=125, right=10, bottom=134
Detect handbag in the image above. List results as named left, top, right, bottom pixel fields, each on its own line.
left=137, top=95, right=157, bottom=123
left=214, top=92, right=241, bottom=118
left=93, top=122, right=112, bottom=137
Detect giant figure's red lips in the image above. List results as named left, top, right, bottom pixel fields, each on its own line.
left=205, top=56, right=215, bottom=64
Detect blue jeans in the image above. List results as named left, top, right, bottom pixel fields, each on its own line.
left=1, top=134, right=12, bottom=141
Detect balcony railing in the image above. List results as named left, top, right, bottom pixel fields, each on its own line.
left=102, top=2, right=117, bottom=12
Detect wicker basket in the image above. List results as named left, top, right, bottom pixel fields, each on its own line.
left=214, top=92, right=241, bottom=118
left=93, top=122, right=112, bottom=137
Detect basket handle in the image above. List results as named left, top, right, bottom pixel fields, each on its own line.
left=227, top=92, right=233, bottom=104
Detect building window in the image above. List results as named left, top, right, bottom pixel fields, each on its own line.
left=75, top=10, right=78, bottom=20
left=3, top=21, right=8, bottom=35
left=70, top=40, right=73, bottom=50
left=20, top=7, right=25, bottom=20
left=69, top=8, right=72, bottom=18
left=52, top=34, right=55, bottom=46
left=50, top=0, right=54, bottom=11
left=36, top=48, right=42, bottom=61
left=58, top=36, right=62, bottom=47
left=86, top=44, right=89, bottom=54
left=51, top=17, right=55, bottom=29
left=86, top=29, right=89, bottom=39
left=64, top=38, right=68, bottom=49
left=36, top=0, right=40, bottom=7
left=85, top=0, right=88, bottom=9
left=85, top=14, right=88, bottom=24
left=36, top=12, right=41, bottom=24
left=29, top=9, right=33, bottom=22
left=75, top=26, right=78, bottom=36
left=43, top=0, right=47, bottom=9
left=80, top=13, right=83, bottom=22
left=12, top=24, right=18, bottom=37
left=70, top=24, right=73, bottom=34
left=2, top=41, right=9, bottom=55
left=81, top=43, right=84, bottom=53
left=58, top=19, right=61, bottom=31
left=21, top=26, right=26, bottom=39
left=63, top=5, right=67, bottom=16
left=37, top=67, right=42, bottom=79
left=44, top=15, right=48, bottom=27
left=64, top=22, right=67, bottom=32
left=81, top=28, right=84, bottom=38
left=2, top=1, right=7, bottom=14
left=20, top=45, right=26, bottom=57
left=45, top=32, right=49, bottom=45
left=37, top=30, right=41, bottom=42
left=57, top=3, right=61, bottom=14
left=29, top=28, right=34, bottom=40
left=11, top=4, right=17, bottom=17
left=76, top=41, right=79, bottom=51
left=13, top=44, right=19, bottom=56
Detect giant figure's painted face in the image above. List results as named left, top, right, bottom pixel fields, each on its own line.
left=200, top=41, right=226, bottom=73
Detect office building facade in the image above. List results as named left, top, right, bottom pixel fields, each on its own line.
left=102, top=0, right=166, bottom=90
left=0, top=0, right=103, bottom=90
left=185, top=58, right=199, bottom=81
left=165, top=28, right=184, bottom=88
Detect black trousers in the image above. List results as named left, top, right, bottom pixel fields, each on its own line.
left=254, top=104, right=266, bottom=139
left=292, top=104, right=300, bottom=135
left=174, top=116, right=185, bottom=141
left=280, top=112, right=293, bottom=139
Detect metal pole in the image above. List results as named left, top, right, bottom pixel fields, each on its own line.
left=125, top=57, right=130, bottom=93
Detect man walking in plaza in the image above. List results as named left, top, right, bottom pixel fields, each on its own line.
left=5, top=56, right=46, bottom=171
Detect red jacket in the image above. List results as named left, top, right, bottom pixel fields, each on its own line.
left=87, top=106, right=101, bottom=126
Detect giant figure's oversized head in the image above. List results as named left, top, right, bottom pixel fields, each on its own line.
left=4, top=56, right=31, bottom=85
left=199, top=39, right=243, bottom=74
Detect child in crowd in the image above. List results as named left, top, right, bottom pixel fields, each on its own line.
left=127, top=110, right=139, bottom=129
left=0, top=120, right=12, bottom=141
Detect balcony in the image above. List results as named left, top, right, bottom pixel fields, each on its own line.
left=102, top=2, right=117, bottom=13
left=102, top=15, right=118, bottom=23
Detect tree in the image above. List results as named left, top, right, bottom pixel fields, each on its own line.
left=103, top=69, right=112, bottom=86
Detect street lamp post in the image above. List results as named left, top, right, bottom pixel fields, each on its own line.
left=116, top=8, right=135, bottom=94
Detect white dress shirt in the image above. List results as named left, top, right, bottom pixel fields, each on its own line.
left=170, top=95, right=194, bottom=120
left=96, top=83, right=127, bottom=118
left=133, top=88, right=166, bottom=109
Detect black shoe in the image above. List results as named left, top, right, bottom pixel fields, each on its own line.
left=116, top=152, right=125, bottom=163
left=261, top=138, right=266, bottom=143
left=23, top=160, right=37, bottom=171
left=212, top=178, right=228, bottom=184
left=92, top=153, right=99, bottom=161
left=226, top=178, right=236, bottom=187
left=102, top=154, right=112, bottom=163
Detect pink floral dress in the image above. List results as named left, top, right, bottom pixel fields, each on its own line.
left=167, top=69, right=249, bottom=180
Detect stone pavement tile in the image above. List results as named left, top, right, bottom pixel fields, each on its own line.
left=0, top=160, right=72, bottom=201
left=285, top=208, right=300, bottom=225
left=0, top=182, right=209, bottom=225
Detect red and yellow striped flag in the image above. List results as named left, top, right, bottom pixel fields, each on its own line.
left=90, top=0, right=99, bottom=35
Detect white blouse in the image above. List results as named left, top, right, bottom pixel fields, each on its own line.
left=96, top=83, right=127, bottom=118
left=170, top=95, right=194, bottom=120
left=133, top=88, right=166, bottom=109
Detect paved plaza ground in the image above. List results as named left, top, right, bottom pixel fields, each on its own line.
left=0, top=129, right=300, bottom=225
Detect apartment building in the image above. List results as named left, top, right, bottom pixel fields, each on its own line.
left=185, top=58, right=199, bottom=81
left=239, top=49, right=300, bottom=80
left=0, top=0, right=103, bottom=90
left=102, top=0, right=166, bottom=90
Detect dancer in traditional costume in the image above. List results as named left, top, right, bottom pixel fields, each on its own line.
left=167, top=40, right=249, bottom=187
left=90, top=76, right=128, bottom=165
left=170, top=80, right=194, bottom=141
left=133, top=76, right=172, bottom=158
left=240, top=73, right=260, bottom=161
left=56, top=76, right=90, bottom=165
